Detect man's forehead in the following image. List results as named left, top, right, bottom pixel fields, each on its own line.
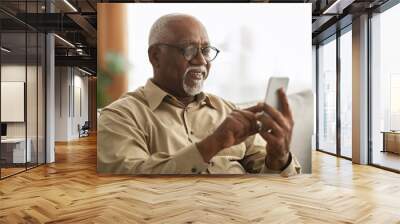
left=171, top=29, right=210, bottom=45
left=178, top=39, right=210, bottom=46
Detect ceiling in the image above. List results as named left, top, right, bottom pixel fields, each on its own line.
left=0, top=0, right=393, bottom=75
left=0, top=0, right=97, bottom=73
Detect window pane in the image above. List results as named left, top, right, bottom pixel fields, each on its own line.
left=340, top=29, right=352, bottom=158
left=318, top=37, right=337, bottom=154
left=371, top=3, right=400, bottom=171
left=1, top=30, right=28, bottom=177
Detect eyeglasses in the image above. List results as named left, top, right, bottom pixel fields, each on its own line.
left=154, top=43, right=220, bottom=62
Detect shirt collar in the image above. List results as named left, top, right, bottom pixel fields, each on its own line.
left=144, top=79, right=168, bottom=111
left=197, top=92, right=217, bottom=110
left=143, top=79, right=217, bottom=111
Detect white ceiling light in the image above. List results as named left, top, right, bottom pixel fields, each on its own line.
left=54, top=34, right=75, bottom=48
left=1, top=47, right=11, bottom=53
left=78, top=67, right=93, bottom=76
left=76, top=48, right=84, bottom=55
left=323, top=0, right=355, bottom=15
left=63, top=0, right=78, bottom=12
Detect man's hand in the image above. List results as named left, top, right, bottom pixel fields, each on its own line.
left=196, top=105, right=262, bottom=162
left=256, top=89, right=294, bottom=171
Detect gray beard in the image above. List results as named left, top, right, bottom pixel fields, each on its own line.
left=182, top=72, right=204, bottom=96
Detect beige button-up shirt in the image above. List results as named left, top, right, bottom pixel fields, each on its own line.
left=98, top=80, right=301, bottom=176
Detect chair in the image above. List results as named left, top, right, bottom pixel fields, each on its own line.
left=79, top=121, right=90, bottom=138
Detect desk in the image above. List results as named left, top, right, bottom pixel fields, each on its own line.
left=382, top=131, right=400, bottom=154
left=1, top=138, right=31, bottom=164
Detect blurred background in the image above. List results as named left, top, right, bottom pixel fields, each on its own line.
left=126, top=3, right=312, bottom=104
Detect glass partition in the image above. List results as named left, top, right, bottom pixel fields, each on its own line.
left=1, top=30, right=28, bottom=177
left=317, top=36, right=337, bottom=155
left=0, top=1, right=46, bottom=179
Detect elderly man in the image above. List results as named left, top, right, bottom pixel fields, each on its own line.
left=98, top=13, right=301, bottom=176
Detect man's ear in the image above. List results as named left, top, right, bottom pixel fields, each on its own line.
left=148, top=46, right=160, bottom=68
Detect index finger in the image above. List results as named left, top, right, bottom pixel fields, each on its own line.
left=243, top=103, right=263, bottom=114
left=278, top=88, right=293, bottom=120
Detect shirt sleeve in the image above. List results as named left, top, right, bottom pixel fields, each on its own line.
left=97, top=109, right=209, bottom=174
left=241, top=134, right=301, bottom=177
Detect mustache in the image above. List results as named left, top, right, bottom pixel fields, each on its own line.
left=184, top=66, right=207, bottom=76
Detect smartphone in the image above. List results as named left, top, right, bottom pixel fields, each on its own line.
left=264, top=77, right=289, bottom=111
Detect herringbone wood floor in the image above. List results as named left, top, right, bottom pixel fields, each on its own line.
left=1, top=134, right=400, bottom=224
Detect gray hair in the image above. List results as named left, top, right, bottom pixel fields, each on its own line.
left=148, top=13, right=204, bottom=46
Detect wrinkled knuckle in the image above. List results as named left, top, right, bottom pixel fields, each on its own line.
left=283, top=126, right=290, bottom=133
left=284, top=121, right=291, bottom=130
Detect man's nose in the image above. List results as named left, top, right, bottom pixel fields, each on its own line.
left=190, top=49, right=208, bottom=65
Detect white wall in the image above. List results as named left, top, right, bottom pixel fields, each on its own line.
left=1, top=65, right=35, bottom=138
left=1, top=65, right=26, bottom=81
left=72, top=73, right=89, bottom=138
left=55, top=67, right=89, bottom=141
left=1, top=66, right=26, bottom=126
left=55, top=67, right=68, bottom=141
left=1, top=82, right=25, bottom=122
left=1, top=64, right=46, bottom=164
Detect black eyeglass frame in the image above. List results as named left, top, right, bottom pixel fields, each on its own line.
left=154, top=43, right=220, bottom=62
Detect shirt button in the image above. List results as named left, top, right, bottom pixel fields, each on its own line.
left=191, top=167, right=197, bottom=173
left=190, top=131, right=194, bottom=135
left=188, top=138, right=193, bottom=143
